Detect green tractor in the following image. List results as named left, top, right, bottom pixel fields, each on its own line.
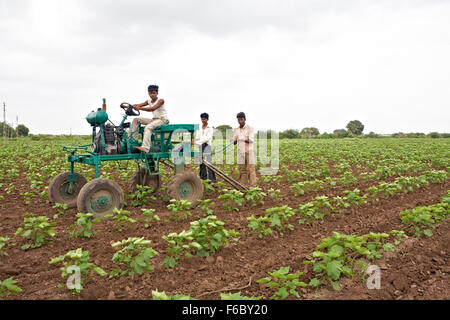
left=48, top=100, right=206, bottom=218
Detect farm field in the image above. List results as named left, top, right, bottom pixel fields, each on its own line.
left=0, top=137, right=449, bottom=300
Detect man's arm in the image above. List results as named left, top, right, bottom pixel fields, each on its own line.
left=135, top=99, right=165, bottom=112
left=196, top=127, right=213, bottom=145
left=133, top=100, right=149, bottom=110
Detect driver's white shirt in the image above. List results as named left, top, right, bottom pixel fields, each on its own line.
left=148, top=99, right=168, bottom=120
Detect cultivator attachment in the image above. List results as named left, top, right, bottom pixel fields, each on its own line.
left=202, top=160, right=248, bottom=191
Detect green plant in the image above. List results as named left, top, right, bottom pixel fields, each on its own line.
left=267, top=188, right=281, bottom=199
left=197, top=199, right=215, bottom=217
left=128, top=185, right=156, bottom=207
left=0, top=277, right=22, bottom=299
left=105, top=208, right=137, bottom=232
left=152, top=290, right=196, bottom=300
left=248, top=205, right=296, bottom=238
left=218, top=189, right=244, bottom=212
left=244, top=187, right=266, bottom=206
left=52, top=202, right=70, bottom=219
left=0, top=236, right=10, bottom=256
left=307, top=232, right=395, bottom=291
left=257, top=266, right=307, bottom=299
left=163, top=216, right=240, bottom=268
left=20, top=191, right=35, bottom=205
left=69, top=213, right=100, bottom=239
left=110, top=237, right=158, bottom=278
left=220, top=292, right=262, bottom=300
left=15, top=213, right=57, bottom=250
left=49, top=248, right=106, bottom=294
left=167, top=199, right=192, bottom=221
left=202, top=179, right=215, bottom=194
left=399, top=203, right=449, bottom=237
left=141, top=208, right=160, bottom=228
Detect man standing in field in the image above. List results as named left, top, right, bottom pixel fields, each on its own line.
left=233, top=112, right=257, bottom=187
left=129, top=84, right=169, bottom=153
left=194, top=112, right=217, bottom=184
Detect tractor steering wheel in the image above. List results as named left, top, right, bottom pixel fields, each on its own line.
left=120, top=102, right=140, bottom=116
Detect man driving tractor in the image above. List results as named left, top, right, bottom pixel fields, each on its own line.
left=125, top=84, right=169, bottom=153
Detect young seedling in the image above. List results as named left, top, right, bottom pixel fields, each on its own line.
left=105, top=208, right=137, bottom=232
left=257, top=266, right=307, bottom=299
left=167, top=199, right=191, bottom=222
left=0, top=236, right=10, bottom=256
left=52, top=202, right=70, bottom=219
left=20, top=192, right=35, bottom=205
left=197, top=199, right=215, bottom=217
left=307, top=231, right=395, bottom=291
left=202, top=179, right=215, bottom=194
left=244, top=187, right=266, bottom=207
left=162, top=216, right=240, bottom=268
left=399, top=203, right=449, bottom=237
left=49, top=248, right=107, bottom=294
left=267, top=188, right=281, bottom=199
left=0, top=277, right=22, bottom=299
left=128, top=185, right=156, bottom=207
left=15, top=213, right=57, bottom=250
left=110, top=237, right=158, bottom=278
left=141, top=208, right=160, bottom=228
left=69, top=213, right=100, bottom=239
left=218, top=189, right=244, bottom=212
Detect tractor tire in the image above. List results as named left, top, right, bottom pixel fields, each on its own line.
left=167, top=171, right=204, bottom=207
left=77, top=178, right=124, bottom=219
left=129, top=167, right=161, bottom=193
left=48, top=171, right=87, bottom=208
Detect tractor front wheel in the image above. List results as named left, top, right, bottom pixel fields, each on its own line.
left=129, top=167, right=161, bottom=193
left=167, top=171, right=203, bottom=207
left=77, top=178, right=124, bottom=219
left=48, top=171, right=87, bottom=208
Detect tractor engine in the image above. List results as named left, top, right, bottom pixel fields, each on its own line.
left=87, top=109, right=122, bottom=155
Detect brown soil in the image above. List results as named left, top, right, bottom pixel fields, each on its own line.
left=0, top=167, right=448, bottom=300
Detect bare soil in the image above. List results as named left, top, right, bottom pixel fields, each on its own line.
left=0, top=168, right=448, bottom=300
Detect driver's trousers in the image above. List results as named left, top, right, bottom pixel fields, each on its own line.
left=130, top=117, right=165, bottom=152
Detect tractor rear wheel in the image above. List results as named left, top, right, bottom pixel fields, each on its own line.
left=129, top=167, right=161, bottom=193
left=77, top=178, right=124, bottom=219
left=48, top=172, right=87, bottom=208
left=167, top=171, right=203, bottom=207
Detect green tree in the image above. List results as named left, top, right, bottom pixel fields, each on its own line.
left=428, top=132, right=441, bottom=138
left=279, top=129, right=299, bottom=139
left=333, top=129, right=349, bottom=138
left=346, top=120, right=364, bottom=135
left=0, top=123, right=16, bottom=138
left=300, top=127, right=320, bottom=138
left=16, top=124, right=30, bottom=137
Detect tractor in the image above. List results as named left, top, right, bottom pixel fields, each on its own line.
left=48, top=100, right=247, bottom=218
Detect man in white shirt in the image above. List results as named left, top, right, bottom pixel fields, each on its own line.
left=194, top=113, right=216, bottom=184
left=128, top=84, right=169, bottom=153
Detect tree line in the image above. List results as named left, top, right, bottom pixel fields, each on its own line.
left=214, top=120, right=449, bottom=139
left=0, top=123, right=29, bottom=138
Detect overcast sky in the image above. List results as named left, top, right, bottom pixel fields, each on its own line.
left=1, top=0, right=449, bottom=135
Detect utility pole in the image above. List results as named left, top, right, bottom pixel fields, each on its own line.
left=3, top=102, right=5, bottom=143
